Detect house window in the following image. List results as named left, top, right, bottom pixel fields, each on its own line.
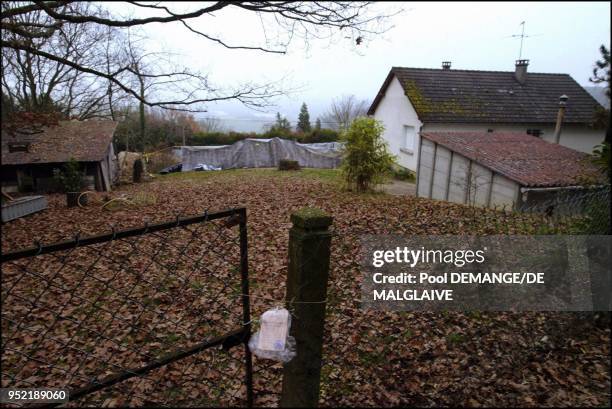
left=487, top=129, right=494, bottom=133
left=8, top=142, right=30, bottom=153
left=401, top=125, right=416, bottom=154
left=527, top=129, right=543, bottom=137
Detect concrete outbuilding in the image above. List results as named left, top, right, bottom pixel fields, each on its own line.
left=416, top=132, right=604, bottom=209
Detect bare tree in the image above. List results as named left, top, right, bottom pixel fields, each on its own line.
left=1, top=2, right=397, bottom=112
left=321, top=94, right=370, bottom=130
left=1, top=2, right=129, bottom=119
left=199, top=117, right=226, bottom=133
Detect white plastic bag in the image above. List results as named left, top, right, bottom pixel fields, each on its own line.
left=248, top=307, right=296, bottom=363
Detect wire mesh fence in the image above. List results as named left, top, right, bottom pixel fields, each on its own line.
left=518, top=185, right=611, bottom=234
left=1, top=208, right=252, bottom=408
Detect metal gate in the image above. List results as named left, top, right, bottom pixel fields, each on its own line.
left=1, top=208, right=252, bottom=407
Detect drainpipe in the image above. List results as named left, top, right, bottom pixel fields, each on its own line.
left=553, top=95, right=568, bottom=144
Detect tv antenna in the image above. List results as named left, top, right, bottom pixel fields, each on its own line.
left=508, top=21, right=541, bottom=60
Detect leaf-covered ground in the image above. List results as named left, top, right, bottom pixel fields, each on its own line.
left=2, top=169, right=610, bottom=407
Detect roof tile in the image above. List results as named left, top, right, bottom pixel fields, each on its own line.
left=421, top=132, right=603, bottom=187
left=2, top=120, right=117, bottom=165
left=369, top=67, right=603, bottom=124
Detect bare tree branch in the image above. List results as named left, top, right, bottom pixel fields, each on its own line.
left=2, top=1, right=397, bottom=113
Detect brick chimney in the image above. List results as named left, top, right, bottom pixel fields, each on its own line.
left=442, top=61, right=451, bottom=70
left=514, top=59, right=529, bottom=84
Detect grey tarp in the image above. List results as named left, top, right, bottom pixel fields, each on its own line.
left=181, top=138, right=344, bottom=171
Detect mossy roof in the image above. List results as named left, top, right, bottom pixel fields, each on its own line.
left=368, top=67, right=603, bottom=124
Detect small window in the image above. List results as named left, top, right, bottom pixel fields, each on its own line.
left=8, top=142, right=30, bottom=153
left=487, top=129, right=494, bottom=133
left=527, top=129, right=543, bottom=137
left=402, top=125, right=416, bottom=153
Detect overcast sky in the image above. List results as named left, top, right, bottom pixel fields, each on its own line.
left=108, top=1, right=611, bottom=132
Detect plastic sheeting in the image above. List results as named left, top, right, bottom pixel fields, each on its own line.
left=181, top=138, right=343, bottom=171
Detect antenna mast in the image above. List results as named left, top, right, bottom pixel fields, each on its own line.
left=518, top=21, right=525, bottom=59
left=511, top=21, right=532, bottom=60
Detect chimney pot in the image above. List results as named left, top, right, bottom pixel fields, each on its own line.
left=442, top=61, right=451, bottom=70
left=514, top=59, right=529, bottom=84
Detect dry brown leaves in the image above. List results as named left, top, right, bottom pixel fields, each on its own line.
left=1, top=170, right=610, bottom=407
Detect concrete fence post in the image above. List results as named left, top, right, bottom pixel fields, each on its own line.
left=280, top=207, right=333, bottom=408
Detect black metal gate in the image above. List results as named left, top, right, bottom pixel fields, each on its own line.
left=1, top=207, right=252, bottom=407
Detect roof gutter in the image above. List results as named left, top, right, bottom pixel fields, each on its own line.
left=519, top=184, right=606, bottom=193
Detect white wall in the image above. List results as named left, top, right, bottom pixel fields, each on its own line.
left=373, top=76, right=423, bottom=170
left=416, top=139, right=434, bottom=197
left=423, top=123, right=605, bottom=154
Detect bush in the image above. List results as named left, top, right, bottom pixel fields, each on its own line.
left=301, top=128, right=340, bottom=143
left=278, top=159, right=301, bottom=171
left=53, top=158, right=84, bottom=192
left=263, top=128, right=296, bottom=140
left=391, top=165, right=416, bottom=182
left=591, top=142, right=610, bottom=176
left=341, top=117, right=395, bottom=192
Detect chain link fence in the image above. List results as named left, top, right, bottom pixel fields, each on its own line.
left=519, top=185, right=611, bottom=235
left=1, top=208, right=252, bottom=407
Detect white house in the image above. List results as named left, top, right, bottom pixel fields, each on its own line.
left=368, top=60, right=606, bottom=172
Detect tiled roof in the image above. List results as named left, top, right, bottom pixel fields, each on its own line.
left=421, top=132, right=603, bottom=187
left=368, top=66, right=603, bottom=124
left=1, top=120, right=118, bottom=165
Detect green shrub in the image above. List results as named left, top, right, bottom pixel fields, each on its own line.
left=568, top=193, right=611, bottom=234
left=391, top=165, right=416, bottom=182
left=591, top=142, right=610, bottom=176
left=340, top=117, right=395, bottom=192
left=53, top=158, right=84, bottom=192
left=263, top=128, right=296, bottom=140
left=301, top=128, right=340, bottom=143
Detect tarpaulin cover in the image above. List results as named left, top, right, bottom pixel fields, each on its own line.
left=181, top=138, right=344, bottom=171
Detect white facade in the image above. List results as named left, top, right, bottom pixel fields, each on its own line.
left=373, top=75, right=606, bottom=172
left=372, top=76, right=422, bottom=170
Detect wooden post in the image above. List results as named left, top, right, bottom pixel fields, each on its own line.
left=280, top=207, right=333, bottom=408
